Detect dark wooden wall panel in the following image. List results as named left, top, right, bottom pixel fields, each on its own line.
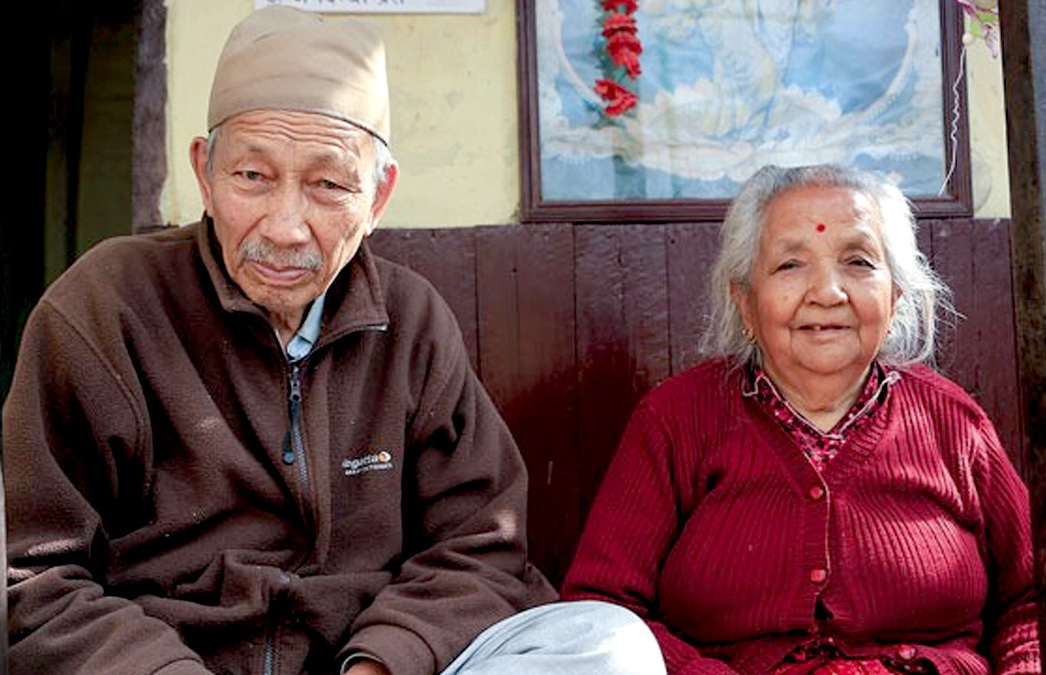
left=925, top=219, right=1024, bottom=471
left=966, top=220, right=1024, bottom=467
left=667, top=224, right=719, bottom=373
left=618, top=227, right=672, bottom=395
left=926, top=219, right=975, bottom=373
left=575, top=225, right=671, bottom=520
left=475, top=225, right=580, bottom=585
left=367, top=218, right=1023, bottom=586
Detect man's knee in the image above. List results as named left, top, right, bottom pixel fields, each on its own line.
left=443, top=600, right=665, bottom=674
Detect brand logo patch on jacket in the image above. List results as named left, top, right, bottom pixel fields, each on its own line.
left=341, top=450, right=394, bottom=477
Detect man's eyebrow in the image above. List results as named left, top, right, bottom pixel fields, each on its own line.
left=307, top=152, right=356, bottom=169
left=231, top=144, right=272, bottom=160
left=230, top=144, right=362, bottom=174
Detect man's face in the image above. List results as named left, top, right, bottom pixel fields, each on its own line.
left=191, top=109, right=396, bottom=330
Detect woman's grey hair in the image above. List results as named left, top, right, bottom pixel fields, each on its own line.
left=701, top=164, right=956, bottom=368
left=205, top=124, right=395, bottom=195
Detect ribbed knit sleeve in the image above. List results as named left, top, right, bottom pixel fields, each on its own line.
left=562, top=394, right=741, bottom=675
left=971, top=416, right=1041, bottom=675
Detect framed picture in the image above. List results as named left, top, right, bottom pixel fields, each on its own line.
left=518, top=0, right=972, bottom=223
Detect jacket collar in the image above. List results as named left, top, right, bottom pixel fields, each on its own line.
left=195, top=218, right=390, bottom=346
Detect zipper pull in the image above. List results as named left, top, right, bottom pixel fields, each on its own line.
left=283, top=365, right=303, bottom=465
left=289, top=364, right=303, bottom=403
left=282, top=431, right=295, bottom=464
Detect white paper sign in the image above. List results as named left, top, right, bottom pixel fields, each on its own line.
left=255, top=0, right=485, bottom=13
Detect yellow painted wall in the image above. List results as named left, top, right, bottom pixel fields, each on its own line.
left=966, top=39, right=1010, bottom=217
left=163, top=0, right=519, bottom=228
left=162, top=1, right=1010, bottom=227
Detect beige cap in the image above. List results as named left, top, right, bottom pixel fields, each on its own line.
left=207, top=6, right=390, bottom=146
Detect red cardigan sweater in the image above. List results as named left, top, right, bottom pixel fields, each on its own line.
left=562, top=359, right=1040, bottom=675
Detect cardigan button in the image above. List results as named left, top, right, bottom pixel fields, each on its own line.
left=809, top=567, right=827, bottom=583
left=897, top=645, right=917, bottom=660
left=807, top=486, right=825, bottom=501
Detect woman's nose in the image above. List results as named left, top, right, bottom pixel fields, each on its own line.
left=806, top=264, right=847, bottom=306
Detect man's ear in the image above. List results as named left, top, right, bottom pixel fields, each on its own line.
left=189, top=136, right=215, bottom=217
left=363, top=160, right=399, bottom=237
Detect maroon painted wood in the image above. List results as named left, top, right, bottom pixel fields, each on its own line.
left=575, top=225, right=670, bottom=519
left=666, top=224, right=720, bottom=374
left=924, top=219, right=1024, bottom=471
left=475, top=225, right=580, bottom=585
left=923, top=219, right=973, bottom=376
left=966, top=220, right=1025, bottom=467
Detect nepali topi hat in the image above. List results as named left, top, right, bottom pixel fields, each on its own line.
left=207, top=6, right=390, bottom=146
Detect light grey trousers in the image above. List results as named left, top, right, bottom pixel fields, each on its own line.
left=439, top=600, right=666, bottom=675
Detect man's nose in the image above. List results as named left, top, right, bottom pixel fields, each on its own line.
left=260, top=184, right=311, bottom=246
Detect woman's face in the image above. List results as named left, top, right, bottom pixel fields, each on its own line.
left=735, top=185, right=899, bottom=392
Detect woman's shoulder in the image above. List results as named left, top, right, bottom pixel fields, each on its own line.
left=639, top=357, right=745, bottom=416
left=891, top=364, right=990, bottom=419
left=888, top=365, right=1002, bottom=449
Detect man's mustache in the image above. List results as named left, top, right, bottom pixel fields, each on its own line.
left=239, top=239, right=323, bottom=271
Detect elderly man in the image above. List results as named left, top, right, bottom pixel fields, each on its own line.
left=2, top=7, right=664, bottom=675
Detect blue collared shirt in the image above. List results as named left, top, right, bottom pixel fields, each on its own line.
left=286, top=294, right=326, bottom=361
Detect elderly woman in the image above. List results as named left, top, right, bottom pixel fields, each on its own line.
left=561, top=164, right=1041, bottom=675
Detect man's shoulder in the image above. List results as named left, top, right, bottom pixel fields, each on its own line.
left=42, top=224, right=202, bottom=319
left=53, top=224, right=197, bottom=284
left=350, top=249, right=472, bottom=373
left=365, top=250, right=459, bottom=327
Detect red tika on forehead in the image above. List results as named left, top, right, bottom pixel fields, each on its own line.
left=816, top=223, right=827, bottom=232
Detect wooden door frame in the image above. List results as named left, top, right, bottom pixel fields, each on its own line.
left=999, top=0, right=1046, bottom=654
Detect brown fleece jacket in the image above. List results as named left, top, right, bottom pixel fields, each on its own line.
left=3, top=221, right=555, bottom=675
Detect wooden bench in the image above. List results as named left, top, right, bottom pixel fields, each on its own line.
left=370, top=218, right=1025, bottom=587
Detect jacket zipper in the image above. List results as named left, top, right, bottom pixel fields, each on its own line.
left=259, top=318, right=386, bottom=674
left=262, top=571, right=292, bottom=675
left=282, top=364, right=310, bottom=493
left=269, top=325, right=387, bottom=672
left=279, top=324, right=387, bottom=493
left=271, top=364, right=307, bottom=675
left=263, top=632, right=275, bottom=675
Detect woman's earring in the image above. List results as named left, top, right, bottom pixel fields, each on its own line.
left=743, top=327, right=756, bottom=344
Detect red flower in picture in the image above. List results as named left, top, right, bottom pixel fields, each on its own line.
left=606, top=31, right=642, bottom=77
left=602, top=0, right=637, bottom=12
left=602, top=11, right=637, bottom=37
left=594, top=0, right=641, bottom=117
left=595, top=78, right=638, bottom=116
